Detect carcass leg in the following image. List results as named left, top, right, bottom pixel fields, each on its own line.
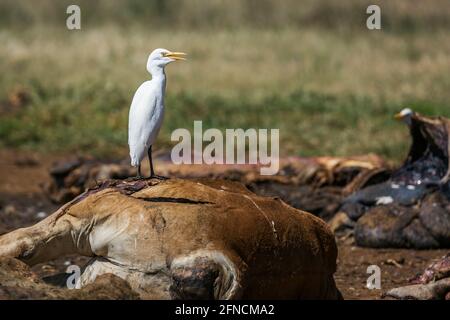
left=0, top=204, right=92, bottom=266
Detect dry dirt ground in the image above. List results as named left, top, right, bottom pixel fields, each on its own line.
left=0, top=149, right=446, bottom=300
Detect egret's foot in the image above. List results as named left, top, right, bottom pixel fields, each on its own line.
left=125, top=175, right=144, bottom=182
left=149, top=174, right=168, bottom=180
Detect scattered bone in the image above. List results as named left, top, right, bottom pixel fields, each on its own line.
left=328, top=211, right=355, bottom=234
left=384, top=258, right=404, bottom=268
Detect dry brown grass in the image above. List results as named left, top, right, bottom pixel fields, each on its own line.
left=1, top=27, right=449, bottom=102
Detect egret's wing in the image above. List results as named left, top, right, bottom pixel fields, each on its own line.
left=128, top=82, right=157, bottom=166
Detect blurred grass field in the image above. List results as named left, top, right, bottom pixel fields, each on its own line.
left=0, top=0, right=450, bottom=161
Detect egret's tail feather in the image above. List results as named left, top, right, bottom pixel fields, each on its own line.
left=129, top=144, right=145, bottom=167
left=130, top=159, right=139, bottom=167
left=130, top=154, right=140, bottom=167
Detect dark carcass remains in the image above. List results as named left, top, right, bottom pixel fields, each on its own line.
left=340, top=110, right=450, bottom=248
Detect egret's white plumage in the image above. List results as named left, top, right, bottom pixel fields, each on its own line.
left=128, top=78, right=165, bottom=167
left=128, top=48, right=186, bottom=177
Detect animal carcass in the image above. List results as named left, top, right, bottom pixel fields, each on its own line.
left=0, top=178, right=341, bottom=300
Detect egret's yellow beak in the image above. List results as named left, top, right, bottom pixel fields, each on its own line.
left=394, top=112, right=403, bottom=120
left=164, top=51, right=187, bottom=61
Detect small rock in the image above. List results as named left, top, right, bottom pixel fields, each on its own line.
left=35, top=212, right=47, bottom=219
left=4, top=205, right=16, bottom=215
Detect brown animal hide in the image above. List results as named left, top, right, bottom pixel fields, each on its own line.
left=0, top=178, right=341, bottom=300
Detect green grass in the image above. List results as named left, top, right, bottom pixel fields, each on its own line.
left=1, top=80, right=449, bottom=160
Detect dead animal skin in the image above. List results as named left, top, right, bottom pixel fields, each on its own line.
left=384, top=278, right=450, bottom=300
left=0, top=178, right=341, bottom=300
left=384, top=253, right=450, bottom=300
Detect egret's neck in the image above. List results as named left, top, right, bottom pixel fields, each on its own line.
left=149, top=66, right=166, bottom=91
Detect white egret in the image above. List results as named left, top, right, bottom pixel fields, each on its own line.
left=128, top=48, right=186, bottom=178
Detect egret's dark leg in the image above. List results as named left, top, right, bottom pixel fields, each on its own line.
left=148, top=145, right=155, bottom=177
left=136, top=164, right=142, bottom=179
left=148, top=146, right=167, bottom=180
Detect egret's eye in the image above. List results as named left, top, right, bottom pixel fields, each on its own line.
left=161, top=52, right=167, bottom=57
